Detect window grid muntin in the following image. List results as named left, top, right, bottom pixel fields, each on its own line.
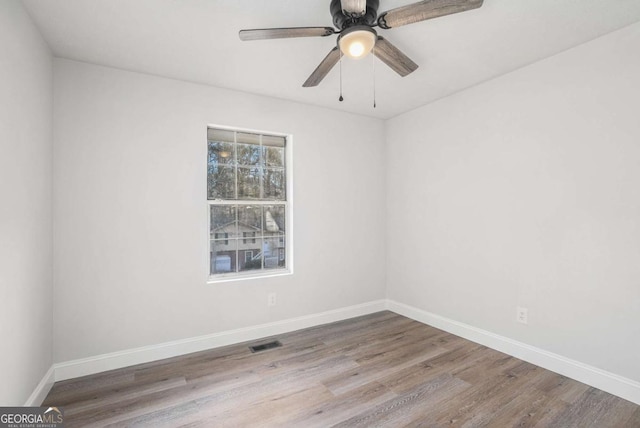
left=208, top=131, right=286, bottom=202
left=208, top=127, right=288, bottom=278
left=209, top=202, right=287, bottom=275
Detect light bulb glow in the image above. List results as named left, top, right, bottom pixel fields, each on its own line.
left=349, top=42, right=365, bottom=58
left=339, top=27, right=376, bottom=60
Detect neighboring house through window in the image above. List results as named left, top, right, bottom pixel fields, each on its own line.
left=208, top=127, right=290, bottom=279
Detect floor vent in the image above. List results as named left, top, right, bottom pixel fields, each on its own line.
left=249, top=340, right=282, bottom=353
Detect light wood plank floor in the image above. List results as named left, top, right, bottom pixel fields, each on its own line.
left=44, top=311, right=640, bottom=427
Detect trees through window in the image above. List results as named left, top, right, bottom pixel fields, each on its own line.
left=208, top=127, right=288, bottom=278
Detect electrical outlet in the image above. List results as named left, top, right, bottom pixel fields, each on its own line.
left=268, top=292, right=277, bottom=307
left=517, top=307, right=528, bottom=324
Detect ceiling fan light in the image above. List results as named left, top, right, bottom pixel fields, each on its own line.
left=339, top=27, right=376, bottom=59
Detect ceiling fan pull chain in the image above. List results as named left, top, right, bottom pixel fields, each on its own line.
left=372, top=44, right=376, bottom=108
left=339, top=49, right=344, bottom=102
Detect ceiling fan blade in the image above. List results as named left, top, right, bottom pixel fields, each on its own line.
left=378, top=0, right=483, bottom=29
left=341, top=0, right=366, bottom=16
left=239, top=27, right=335, bottom=41
left=303, top=47, right=341, bottom=87
left=374, top=37, right=418, bottom=77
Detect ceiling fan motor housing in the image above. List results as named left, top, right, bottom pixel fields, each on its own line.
left=330, top=0, right=379, bottom=30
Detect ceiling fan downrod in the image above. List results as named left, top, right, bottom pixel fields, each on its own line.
left=330, top=0, right=380, bottom=30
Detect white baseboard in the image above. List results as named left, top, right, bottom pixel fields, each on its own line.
left=53, top=300, right=387, bottom=382
left=24, top=365, right=55, bottom=406
left=27, top=298, right=640, bottom=407
left=386, top=300, right=640, bottom=405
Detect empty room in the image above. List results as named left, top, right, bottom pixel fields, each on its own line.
left=2, top=0, right=640, bottom=426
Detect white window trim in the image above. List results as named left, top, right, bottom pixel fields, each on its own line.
left=207, top=124, right=293, bottom=284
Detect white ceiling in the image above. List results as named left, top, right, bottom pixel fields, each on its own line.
left=22, top=0, right=640, bottom=119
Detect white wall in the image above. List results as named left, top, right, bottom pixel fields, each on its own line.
left=53, top=59, right=386, bottom=362
left=387, top=22, right=640, bottom=382
left=0, top=1, right=53, bottom=405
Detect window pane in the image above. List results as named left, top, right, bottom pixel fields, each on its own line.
left=277, top=235, right=286, bottom=268
left=264, top=205, right=285, bottom=234
left=265, top=146, right=284, bottom=168
left=238, top=205, right=262, bottom=232
left=240, top=238, right=263, bottom=272
left=237, top=143, right=262, bottom=167
left=208, top=141, right=234, bottom=166
left=238, top=166, right=261, bottom=199
left=207, top=165, right=235, bottom=199
left=264, top=168, right=285, bottom=200
left=263, top=237, right=283, bottom=269
left=210, top=205, right=237, bottom=238
left=211, top=239, right=237, bottom=274
left=214, top=232, right=229, bottom=244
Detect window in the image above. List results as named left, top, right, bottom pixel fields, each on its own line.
left=208, top=127, right=289, bottom=279
left=214, top=232, right=228, bottom=245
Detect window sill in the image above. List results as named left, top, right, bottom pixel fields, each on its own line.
left=207, top=269, right=292, bottom=284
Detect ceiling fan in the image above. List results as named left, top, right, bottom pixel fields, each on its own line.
left=239, top=0, right=484, bottom=87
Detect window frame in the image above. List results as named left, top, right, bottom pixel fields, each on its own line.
left=207, top=125, right=293, bottom=283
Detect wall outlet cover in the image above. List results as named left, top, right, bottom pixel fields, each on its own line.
left=268, top=293, right=277, bottom=307
left=517, top=307, right=528, bottom=324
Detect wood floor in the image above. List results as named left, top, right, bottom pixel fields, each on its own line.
left=43, top=311, right=640, bottom=427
